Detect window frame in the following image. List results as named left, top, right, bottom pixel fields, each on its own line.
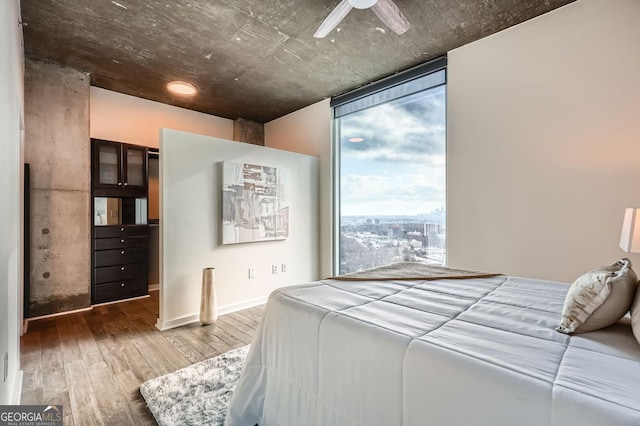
left=331, top=57, right=447, bottom=275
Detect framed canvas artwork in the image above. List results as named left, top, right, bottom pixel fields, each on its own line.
left=222, top=161, right=289, bottom=244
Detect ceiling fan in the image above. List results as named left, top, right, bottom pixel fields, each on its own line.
left=314, top=0, right=410, bottom=38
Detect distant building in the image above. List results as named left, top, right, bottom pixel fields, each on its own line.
left=390, top=225, right=403, bottom=239
left=424, top=223, right=441, bottom=234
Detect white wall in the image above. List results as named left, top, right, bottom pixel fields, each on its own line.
left=90, top=87, right=233, bottom=148
left=447, top=0, right=640, bottom=282
left=265, top=99, right=333, bottom=276
left=159, top=129, right=319, bottom=329
left=89, top=88, right=235, bottom=292
left=0, top=0, right=24, bottom=404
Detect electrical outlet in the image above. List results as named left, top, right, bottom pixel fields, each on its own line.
left=3, top=351, right=8, bottom=383
left=281, top=263, right=287, bottom=273
left=272, top=264, right=278, bottom=274
left=248, top=268, right=255, bottom=279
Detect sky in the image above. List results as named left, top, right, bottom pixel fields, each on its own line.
left=339, top=84, right=446, bottom=217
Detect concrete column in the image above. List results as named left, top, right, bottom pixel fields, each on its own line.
left=233, top=117, right=265, bottom=146
left=24, top=60, right=91, bottom=317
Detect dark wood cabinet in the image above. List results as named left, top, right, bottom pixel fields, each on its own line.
left=92, top=225, right=149, bottom=304
left=94, top=225, right=149, bottom=238
left=94, top=279, right=148, bottom=303
left=94, top=261, right=148, bottom=283
left=92, top=138, right=148, bottom=197
left=91, top=138, right=150, bottom=305
left=94, top=247, right=148, bottom=267
left=94, top=236, right=149, bottom=251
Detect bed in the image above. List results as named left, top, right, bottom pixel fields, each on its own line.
left=226, top=264, right=640, bottom=425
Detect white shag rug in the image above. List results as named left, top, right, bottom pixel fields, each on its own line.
left=140, top=345, right=250, bottom=426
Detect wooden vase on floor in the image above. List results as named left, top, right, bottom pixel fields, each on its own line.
left=200, top=267, right=218, bottom=324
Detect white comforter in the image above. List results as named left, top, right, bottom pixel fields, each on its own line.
left=226, top=275, right=640, bottom=425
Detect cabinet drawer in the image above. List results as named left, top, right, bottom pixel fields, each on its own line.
left=94, top=279, right=147, bottom=304
left=94, top=236, right=148, bottom=250
left=94, top=225, right=148, bottom=238
left=94, top=247, right=147, bottom=267
left=94, top=262, right=148, bottom=284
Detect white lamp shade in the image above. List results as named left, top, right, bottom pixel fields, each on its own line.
left=620, top=208, right=640, bottom=253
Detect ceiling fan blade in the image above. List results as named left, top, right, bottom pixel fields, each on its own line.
left=371, top=0, right=410, bottom=35
left=314, top=0, right=354, bottom=38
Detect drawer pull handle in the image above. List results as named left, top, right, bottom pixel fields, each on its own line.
left=121, top=283, right=125, bottom=287
left=120, top=250, right=125, bottom=255
left=120, top=227, right=125, bottom=232
left=121, top=266, right=126, bottom=271
left=120, top=239, right=125, bottom=243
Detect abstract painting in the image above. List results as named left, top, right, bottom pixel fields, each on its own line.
left=222, top=161, right=289, bottom=244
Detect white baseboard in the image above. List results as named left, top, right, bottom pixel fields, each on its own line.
left=156, top=313, right=200, bottom=331
left=155, top=296, right=268, bottom=331
left=218, top=296, right=268, bottom=316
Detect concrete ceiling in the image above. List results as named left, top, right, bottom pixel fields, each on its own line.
left=20, top=0, right=575, bottom=123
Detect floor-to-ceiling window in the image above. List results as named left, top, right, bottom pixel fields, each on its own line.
left=333, top=58, right=446, bottom=274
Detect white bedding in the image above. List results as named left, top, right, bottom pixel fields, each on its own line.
left=226, top=275, right=640, bottom=425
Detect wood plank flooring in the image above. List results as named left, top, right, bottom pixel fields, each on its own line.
left=20, top=291, right=264, bottom=425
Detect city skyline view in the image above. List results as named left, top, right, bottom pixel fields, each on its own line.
left=341, top=208, right=446, bottom=222
left=337, top=83, right=447, bottom=273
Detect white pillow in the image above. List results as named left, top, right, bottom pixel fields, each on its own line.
left=557, top=258, right=637, bottom=334
left=630, top=286, right=640, bottom=345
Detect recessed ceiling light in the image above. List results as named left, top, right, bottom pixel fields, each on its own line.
left=167, top=81, right=197, bottom=96
left=348, top=137, right=364, bottom=143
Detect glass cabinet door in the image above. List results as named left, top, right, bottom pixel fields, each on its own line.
left=92, top=139, right=147, bottom=195
left=124, top=145, right=146, bottom=188
left=97, top=141, right=121, bottom=186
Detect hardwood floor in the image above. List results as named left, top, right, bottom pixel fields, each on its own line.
left=20, top=291, right=264, bottom=425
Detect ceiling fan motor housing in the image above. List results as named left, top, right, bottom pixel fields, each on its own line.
left=348, top=0, right=379, bottom=9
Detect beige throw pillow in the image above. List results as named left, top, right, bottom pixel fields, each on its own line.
left=557, top=258, right=637, bottom=334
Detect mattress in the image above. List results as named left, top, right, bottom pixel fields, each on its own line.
left=226, top=275, right=640, bottom=425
